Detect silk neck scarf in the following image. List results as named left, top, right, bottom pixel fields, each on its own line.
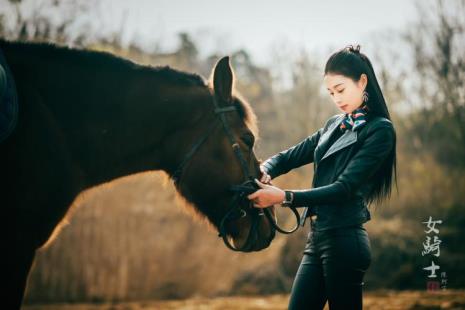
left=339, top=104, right=370, bottom=132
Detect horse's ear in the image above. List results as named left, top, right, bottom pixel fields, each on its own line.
left=212, top=56, right=233, bottom=104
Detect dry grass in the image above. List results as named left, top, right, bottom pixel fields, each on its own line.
left=23, top=289, right=465, bottom=310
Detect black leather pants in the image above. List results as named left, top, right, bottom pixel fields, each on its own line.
left=288, top=223, right=372, bottom=310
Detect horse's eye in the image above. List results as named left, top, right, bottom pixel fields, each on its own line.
left=242, top=134, right=255, bottom=147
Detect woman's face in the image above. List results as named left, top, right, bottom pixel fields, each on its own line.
left=324, top=73, right=367, bottom=114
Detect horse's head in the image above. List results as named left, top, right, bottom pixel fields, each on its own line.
left=171, top=57, right=277, bottom=252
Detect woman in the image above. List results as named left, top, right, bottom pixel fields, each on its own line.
left=247, top=44, right=397, bottom=310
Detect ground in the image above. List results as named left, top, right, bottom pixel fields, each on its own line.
left=22, top=289, right=465, bottom=310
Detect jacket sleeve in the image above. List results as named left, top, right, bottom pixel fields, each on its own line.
left=290, top=123, right=395, bottom=207
left=260, top=115, right=339, bottom=179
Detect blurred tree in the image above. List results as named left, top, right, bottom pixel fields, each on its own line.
left=1, top=0, right=88, bottom=43
left=178, top=32, right=199, bottom=69
left=403, top=0, right=465, bottom=169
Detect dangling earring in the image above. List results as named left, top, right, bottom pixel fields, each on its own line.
left=362, top=90, right=369, bottom=103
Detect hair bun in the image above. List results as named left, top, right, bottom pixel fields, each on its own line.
left=346, top=44, right=361, bottom=54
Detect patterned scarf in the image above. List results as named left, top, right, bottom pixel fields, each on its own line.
left=339, top=104, right=370, bottom=132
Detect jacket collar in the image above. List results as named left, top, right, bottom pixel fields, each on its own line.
left=316, top=114, right=358, bottom=163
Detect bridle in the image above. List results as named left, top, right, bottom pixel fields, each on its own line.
left=170, top=93, right=301, bottom=251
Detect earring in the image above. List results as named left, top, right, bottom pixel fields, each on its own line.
left=362, top=90, right=369, bottom=103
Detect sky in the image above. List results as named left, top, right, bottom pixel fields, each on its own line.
left=86, top=0, right=417, bottom=65
left=0, top=0, right=418, bottom=89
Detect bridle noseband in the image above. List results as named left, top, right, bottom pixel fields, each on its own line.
left=170, top=94, right=301, bottom=251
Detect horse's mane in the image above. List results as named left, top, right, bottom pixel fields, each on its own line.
left=0, top=39, right=205, bottom=87
left=0, top=38, right=258, bottom=136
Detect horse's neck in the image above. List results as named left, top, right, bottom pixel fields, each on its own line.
left=4, top=41, right=210, bottom=188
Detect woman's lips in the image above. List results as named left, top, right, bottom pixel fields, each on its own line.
left=339, top=104, right=348, bottom=109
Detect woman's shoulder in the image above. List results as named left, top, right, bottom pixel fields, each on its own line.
left=366, top=115, right=394, bottom=131
left=363, top=115, right=396, bottom=142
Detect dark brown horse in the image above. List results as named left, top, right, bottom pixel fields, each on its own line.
left=0, top=39, right=277, bottom=309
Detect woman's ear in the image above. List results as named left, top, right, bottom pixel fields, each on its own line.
left=359, top=73, right=368, bottom=90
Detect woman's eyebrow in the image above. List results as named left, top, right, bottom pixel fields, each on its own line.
left=327, top=82, right=344, bottom=90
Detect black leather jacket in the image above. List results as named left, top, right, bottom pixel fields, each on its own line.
left=261, top=113, right=395, bottom=231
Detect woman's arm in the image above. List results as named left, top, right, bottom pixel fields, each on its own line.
left=261, top=115, right=340, bottom=179
left=261, top=131, right=322, bottom=179
left=248, top=122, right=395, bottom=209
left=290, top=123, right=395, bottom=207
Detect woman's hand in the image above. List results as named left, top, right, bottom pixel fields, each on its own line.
left=247, top=179, right=285, bottom=208
left=259, top=165, right=272, bottom=184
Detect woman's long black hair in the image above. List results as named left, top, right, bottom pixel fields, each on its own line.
left=324, top=44, right=398, bottom=207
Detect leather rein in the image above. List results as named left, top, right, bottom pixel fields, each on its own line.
left=170, top=94, right=300, bottom=251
